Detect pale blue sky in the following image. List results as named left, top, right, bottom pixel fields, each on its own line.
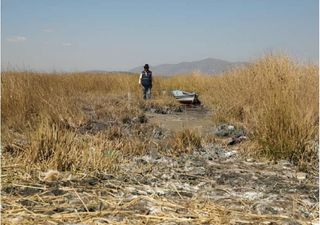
left=2, top=0, right=319, bottom=71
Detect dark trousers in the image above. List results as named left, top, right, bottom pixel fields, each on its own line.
left=142, top=86, right=151, bottom=99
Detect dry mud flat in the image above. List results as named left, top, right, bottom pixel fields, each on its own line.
left=2, top=109, right=319, bottom=225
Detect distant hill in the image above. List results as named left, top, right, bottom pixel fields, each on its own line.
left=84, top=70, right=136, bottom=75
left=129, top=58, right=248, bottom=76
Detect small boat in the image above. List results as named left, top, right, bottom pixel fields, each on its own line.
left=171, top=90, right=201, bottom=105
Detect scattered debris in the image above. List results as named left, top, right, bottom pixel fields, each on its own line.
left=2, top=141, right=318, bottom=224
left=214, top=123, right=245, bottom=137
left=296, top=172, right=307, bottom=181
left=228, top=134, right=247, bottom=145
left=147, top=105, right=184, bottom=114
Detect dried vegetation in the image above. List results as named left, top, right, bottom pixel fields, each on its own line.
left=1, top=55, right=318, bottom=224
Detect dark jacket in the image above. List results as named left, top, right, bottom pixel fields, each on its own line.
left=140, top=70, right=152, bottom=87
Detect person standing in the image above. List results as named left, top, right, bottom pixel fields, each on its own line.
left=139, top=64, right=152, bottom=99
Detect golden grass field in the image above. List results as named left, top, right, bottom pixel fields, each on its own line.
left=1, top=55, right=319, bottom=224
left=2, top=55, right=318, bottom=171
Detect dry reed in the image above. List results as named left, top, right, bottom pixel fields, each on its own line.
left=1, top=55, right=318, bottom=172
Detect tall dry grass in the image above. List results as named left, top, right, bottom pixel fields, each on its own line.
left=208, top=56, right=318, bottom=170
left=1, top=55, right=319, bottom=171
left=157, top=56, right=318, bottom=170
left=1, top=72, right=144, bottom=171
left=1, top=72, right=140, bottom=128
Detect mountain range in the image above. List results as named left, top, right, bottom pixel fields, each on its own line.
left=129, top=58, right=248, bottom=76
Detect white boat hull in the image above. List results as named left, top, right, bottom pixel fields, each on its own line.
left=172, top=90, right=200, bottom=105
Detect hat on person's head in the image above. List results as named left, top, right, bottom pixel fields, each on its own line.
left=144, top=64, right=149, bottom=69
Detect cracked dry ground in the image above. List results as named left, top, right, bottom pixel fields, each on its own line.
left=2, top=108, right=319, bottom=225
